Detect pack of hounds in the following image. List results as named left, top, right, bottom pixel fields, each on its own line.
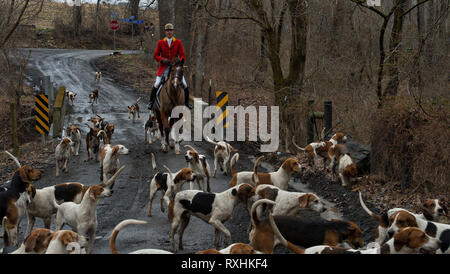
left=1, top=72, right=448, bottom=254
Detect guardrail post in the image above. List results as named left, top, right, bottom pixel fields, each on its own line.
left=52, top=86, right=66, bottom=138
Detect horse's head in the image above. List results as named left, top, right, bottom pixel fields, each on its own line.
left=170, top=59, right=184, bottom=89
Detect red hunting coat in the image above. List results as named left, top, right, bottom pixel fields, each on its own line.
left=153, top=37, right=186, bottom=76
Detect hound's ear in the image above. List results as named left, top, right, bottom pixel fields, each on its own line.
left=298, top=194, right=310, bottom=208
left=24, top=233, right=39, bottom=252
left=231, top=188, right=237, bottom=196
left=18, top=167, right=31, bottom=183
left=29, top=184, right=36, bottom=198
left=89, top=190, right=96, bottom=200
left=112, top=146, right=120, bottom=155
left=61, top=231, right=77, bottom=247
left=128, top=106, right=131, bottom=109
left=393, top=229, right=410, bottom=252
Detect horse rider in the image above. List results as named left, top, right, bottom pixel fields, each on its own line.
left=147, top=23, right=192, bottom=111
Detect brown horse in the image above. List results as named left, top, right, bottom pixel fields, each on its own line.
left=154, top=59, right=185, bottom=154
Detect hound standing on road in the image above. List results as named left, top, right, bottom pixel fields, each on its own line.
left=184, top=145, right=211, bottom=192
left=128, top=97, right=141, bottom=123
left=168, top=183, right=255, bottom=252
left=205, top=136, right=237, bottom=178
left=66, top=125, right=82, bottom=156
left=94, top=71, right=102, bottom=83
left=53, top=166, right=125, bottom=254
left=55, top=137, right=74, bottom=177
left=100, top=144, right=129, bottom=188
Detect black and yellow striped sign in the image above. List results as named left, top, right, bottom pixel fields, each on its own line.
left=35, top=94, right=49, bottom=135
left=216, top=91, right=228, bottom=128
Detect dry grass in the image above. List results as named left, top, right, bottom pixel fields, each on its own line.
left=15, top=2, right=158, bottom=50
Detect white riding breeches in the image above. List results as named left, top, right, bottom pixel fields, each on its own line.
left=154, top=66, right=187, bottom=89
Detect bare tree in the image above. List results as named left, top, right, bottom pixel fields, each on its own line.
left=190, top=0, right=214, bottom=98
left=73, top=3, right=82, bottom=37
left=0, top=0, right=44, bottom=48
left=158, top=0, right=174, bottom=39
left=350, top=0, right=432, bottom=106
left=205, top=0, right=309, bottom=150
left=0, top=0, right=43, bottom=155
left=0, top=49, right=30, bottom=156
left=174, top=0, right=193, bottom=61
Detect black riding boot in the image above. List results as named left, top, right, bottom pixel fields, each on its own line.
left=147, top=86, right=158, bottom=110
left=184, top=87, right=192, bottom=109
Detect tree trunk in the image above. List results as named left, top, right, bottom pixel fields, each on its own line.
left=130, top=0, right=140, bottom=35
left=266, top=0, right=308, bottom=151
left=95, top=0, right=100, bottom=38
left=73, top=5, right=82, bottom=37
left=330, top=0, right=347, bottom=56
left=384, top=0, right=408, bottom=97
left=438, top=0, right=449, bottom=39
left=174, top=0, right=192, bottom=61
left=192, top=6, right=212, bottom=99
left=158, top=0, right=174, bottom=39
left=425, top=0, right=435, bottom=64
left=260, top=29, right=267, bottom=71
left=413, top=2, right=425, bottom=93
left=10, top=101, right=19, bottom=156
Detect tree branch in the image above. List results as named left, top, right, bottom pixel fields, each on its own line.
left=0, top=0, right=30, bottom=48
left=204, top=0, right=264, bottom=27
left=349, top=0, right=387, bottom=18
left=401, top=0, right=432, bottom=17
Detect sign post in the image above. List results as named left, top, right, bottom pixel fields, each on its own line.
left=121, top=17, right=145, bottom=50
left=216, top=91, right=229, bottom=139
left=35, top=94, right=49, bottom=146
left=110, top=20, right=120, bottom=50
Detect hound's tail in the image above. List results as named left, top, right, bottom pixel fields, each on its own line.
left=151, top=153, right=158, bottom=174
left=51, top=193, right=60, bottom=210
left=97, top=130, right=109, bottom=144
left=205, top=136, right=220, bottom=146
left=4, top=151, right=21, bottom=168
left=252, top=156, right=264, bottom=185
left=358, top=191, right=388, bottom=226
left=267, top=209, right=305, bottom=254
left=292, top=137, right=306, bottom=151
left=230, top=153, right=239, bottom=176
left=251, top=199, right=305, bottom=254
left=110, top=219, right=147, bottom=254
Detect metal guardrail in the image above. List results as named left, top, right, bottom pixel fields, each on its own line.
left=31, top=74, right=66, bottom=140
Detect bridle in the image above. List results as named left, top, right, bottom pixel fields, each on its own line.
left=164, top=62, right=183, bottom=107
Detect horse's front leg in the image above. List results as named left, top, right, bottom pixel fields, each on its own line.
left=159, top=113, right=169, bottom=153
left=170, top=117, right=182, bottom=154
left=163, top=124, right=171, bottom=153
